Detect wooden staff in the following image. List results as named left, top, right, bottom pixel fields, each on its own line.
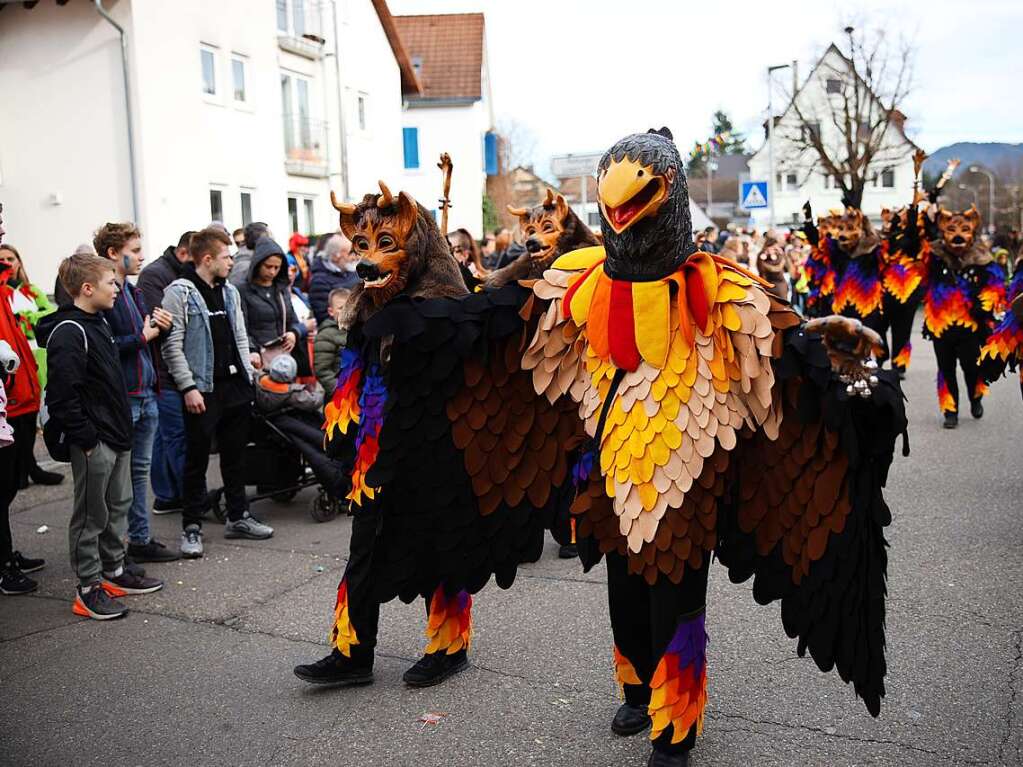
left=437, top=152, right=453, bottom=236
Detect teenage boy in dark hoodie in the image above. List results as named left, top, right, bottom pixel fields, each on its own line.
left=95, top=222, right=179, bottom=563
left=46, top=254, right=163, bottom=620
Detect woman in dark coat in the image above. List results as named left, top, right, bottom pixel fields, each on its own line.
left=239, top=238, right=309, bottom=377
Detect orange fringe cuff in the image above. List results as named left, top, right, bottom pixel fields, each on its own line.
left=649, top=612, right=708, bottom=745
left=613, top=644, right=642, bottom=697
left=893, top=343, right=912, bottom=370
left=329, top=579, right=360, bottom=657
left=937, top=371, right=956, bottom=414
left=425, top=587, right=473, bottom=655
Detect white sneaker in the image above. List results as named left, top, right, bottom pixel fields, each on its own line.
left=180, top=525, right=204, bottom=558
left=224, top=512, right=274, bottom=540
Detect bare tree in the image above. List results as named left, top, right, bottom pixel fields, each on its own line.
left=778, top=26, right=915, bottom=209
left=495, top=117, right=539, bottom=173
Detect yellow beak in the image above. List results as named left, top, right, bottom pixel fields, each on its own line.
left=598, top=157, right=670, bottom=234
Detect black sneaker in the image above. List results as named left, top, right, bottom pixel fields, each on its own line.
left=402, top=649, right=469, bottom=688
left=29, top=466, right=64, bottom=485
left=943, top=412, right=958, bottom=429
left=0, top=563, right=37, bottom=595
left=124, top=556, right=147, bottom=577
left=611, top=703, right=652, bottom=736
left=73, top=584, right=128, bottom=620
left=12, top=550, right=45, bottom=574
left=558, top=543, right=578, bottom=559
left=152, top=497, right=182, bottom=514
left=127, top=539, right=180, bottom=563
left=293, top=650, right=374, bottom=686
left=970, top=399, right=984, bottom=419
left=101, top=570, right=163, bottom=596
left=647, top=749, right=689, bottom=767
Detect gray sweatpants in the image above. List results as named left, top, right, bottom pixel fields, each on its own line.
left=68, top=442, right=131, bottom=588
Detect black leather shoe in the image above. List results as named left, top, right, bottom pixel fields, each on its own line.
left=611, top=703, right=652, bottom=736
left=402, top=649, right=469, bottom=687
left=294, top=650, right=374, bottom=686
left=943, top=412, right=958, bottom=429
left=970, top=399, right=984, bottom=419
left=647, top=748, right=689, bottom=767
left=29, top=467, right=64, bottom=486
left=557, top=543, right=578, bottom=559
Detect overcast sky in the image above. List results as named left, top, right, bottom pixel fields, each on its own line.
left=389, top=0, right=1022, bottom=177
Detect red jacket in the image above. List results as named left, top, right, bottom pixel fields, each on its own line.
left=0, top=284, right=41, bottom=417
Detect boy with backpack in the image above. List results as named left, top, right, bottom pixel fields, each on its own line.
left=46, top=253, right=163, bottom=620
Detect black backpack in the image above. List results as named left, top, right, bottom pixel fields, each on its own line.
left=41, top=320, right=87, bottom=463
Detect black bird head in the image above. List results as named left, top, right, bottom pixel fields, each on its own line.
left=596, top=127, right=694, bottom=280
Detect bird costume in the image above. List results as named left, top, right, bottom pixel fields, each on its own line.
left=293, top=183, right=582, bottom=689
left=920, top=206, right=1005, bottom=427
left=522, top=130, right=906, bottom=766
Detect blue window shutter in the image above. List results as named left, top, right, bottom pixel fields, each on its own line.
left=403, top=127, right=419, bottom=169
left=484, top=132, right=498, bottom=175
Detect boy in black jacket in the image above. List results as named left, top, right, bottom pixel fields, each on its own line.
left=46, top=254, right=163, bottom=620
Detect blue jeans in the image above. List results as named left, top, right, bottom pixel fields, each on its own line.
left=129, top=395, right=159, bottom=545
left=151, top=388, right=185, bottom=504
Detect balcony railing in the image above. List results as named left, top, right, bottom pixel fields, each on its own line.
left=276, top=0, right=326, bottom=59
left=283, top=114, right=328, bottom=178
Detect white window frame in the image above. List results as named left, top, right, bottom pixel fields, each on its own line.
left=200, top=44, right=219, bottom=102
left=286, top=194, right=317, bottom=234
left=231, top=54, right=248, bottom=105
left=357, top=92, right=368, bottom=131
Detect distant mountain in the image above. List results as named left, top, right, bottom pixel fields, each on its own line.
left=923, top=142, right=1023, bottom=177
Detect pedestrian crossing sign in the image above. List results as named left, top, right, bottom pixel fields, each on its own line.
left=740, top=181, right=769, bottom=210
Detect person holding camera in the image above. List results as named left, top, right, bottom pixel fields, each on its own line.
left=96, top=223, right=180, bottom=564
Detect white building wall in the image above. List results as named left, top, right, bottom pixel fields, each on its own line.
left=746, top=48, right=916, bottom=229
left=0, top=0, right=135, bottom=291
left=400, top=101, right=487, bottom=238
left=334, top=0, right=404, bottom=201
left=0, top=0, right=407, bottom=291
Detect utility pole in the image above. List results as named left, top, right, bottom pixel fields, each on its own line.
left=766, top=63, right=791, bottom=229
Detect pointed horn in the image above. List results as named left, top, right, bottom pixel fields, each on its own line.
left=507, top=204, right=528, bottom=217
left=543, top=188, right=555, bottom=206
left=330, top=190, right=357, bottom=215
left=376, top=180, right=394, bottom=208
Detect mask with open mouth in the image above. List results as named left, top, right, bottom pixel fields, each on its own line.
left=330, top=180, right=466, bottom=313
left=831, top=207, right=866, bottom=254
left=937, top=205, right=981, bottom=257
left=595, top=128, right=693, bottom=280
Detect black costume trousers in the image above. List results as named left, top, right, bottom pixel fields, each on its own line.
left=932, top=327, right=984, bottom=414
left=881, top=294, right=918, bottom=371
left=606, top=551, right=709, bottom=755
left=182, top=388, right=250, bottom=527
left=341, top=509, right=434, bottom=664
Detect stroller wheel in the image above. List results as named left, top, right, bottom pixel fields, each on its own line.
left=208, top=488, right=226, bottom=522
left=309, top=489, right=340, bottom=523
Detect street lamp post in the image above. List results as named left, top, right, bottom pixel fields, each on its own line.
left=707, top=160, right=718, bottom=220
left=766, top=63, right=791, bottom=230
left=969, top=165, right=997, bottom=233
left=958, top=183, right=979, bottom=210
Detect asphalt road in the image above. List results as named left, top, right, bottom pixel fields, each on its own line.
left=2, top=321, right=1021, bottom=767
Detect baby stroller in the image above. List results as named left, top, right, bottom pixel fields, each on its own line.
left=209, top=358, right=349, bottom=523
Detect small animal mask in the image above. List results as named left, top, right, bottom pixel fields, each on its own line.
left=937, top=206, right=981, bottom=256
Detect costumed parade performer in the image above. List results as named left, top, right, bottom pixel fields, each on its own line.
left=293, top=177, right=583, bottom=688
left=921, top=204, right=1005, bottom=428
left=980, top=253, right=1023, bottom=402
left=522, top=129, right=906, bottom=766
left=802, top=202, right=887, bottom=341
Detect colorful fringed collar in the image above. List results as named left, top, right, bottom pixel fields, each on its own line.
left=558, top=246, right=769, bottom=372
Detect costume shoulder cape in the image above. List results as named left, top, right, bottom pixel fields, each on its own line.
left=322, top=285, right=583, bottom=605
